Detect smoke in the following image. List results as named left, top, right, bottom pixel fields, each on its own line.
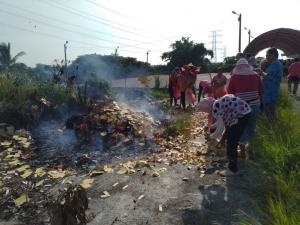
left=68, top=54, right=151, bottom=83
left=34, top=63, right=53, bottom=80
left=114, top=88, right=168, bottom=122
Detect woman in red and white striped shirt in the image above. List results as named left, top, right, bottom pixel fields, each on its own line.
left=227, top=58, right=263, bottom=155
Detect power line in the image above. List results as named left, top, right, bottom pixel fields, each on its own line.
left=0, top=1, right=158, bottom=45
left=0, top=2, right=155, bottom=43
left=85, top=0, right=146, bottom=24
left=0, top=21, right=142, bottom=54
left=0, top=9, right=162, bottom=53
left=120, top=19, right=231, bottom=48
left=39, top=0, right=145, bottom=36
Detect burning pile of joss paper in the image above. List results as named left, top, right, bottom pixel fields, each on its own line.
left=71, top=101, right=162, bottom=143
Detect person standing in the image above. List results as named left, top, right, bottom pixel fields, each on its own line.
left=260, top=48, right=283, bottom=120
left=168, top=68, right=180, bottom=106
left=287, top=57, right=300, bottom=96
left=212, top=68, right=227, bottom=98
left=228, top=58, right=263, bottom=155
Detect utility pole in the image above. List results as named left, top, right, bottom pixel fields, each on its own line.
left=209, top=30, right=222, bottom=62
left=115, top=46, right=119, bottom=56
left=232, top=11, right=242, bottom=52
left=222, top=46, right=227, bottom=61
left=146, top=50, right=150, bottom=63
left=64, top=41, right=68, bottom=79
left=244, top=27, right=254, bottom=44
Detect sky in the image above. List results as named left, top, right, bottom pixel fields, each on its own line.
left=0, top=0, right=300, bottom=67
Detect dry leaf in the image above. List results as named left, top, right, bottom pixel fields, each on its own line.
left=48, top=170, right=65, bottom=179
left=0, top=141, right=12, bottom=146
left=100, top=191, right=110, bottom=198
left=158, top=167, right=167, bottom=173
left=20, top=142, right=30, bottom=148
left=152, top=172, right=160, bottom=177
left=21, top=169, right=33, bottom=179
left=35, top=167, right=46, bottom=177
left=103, top=165, right=113, bottom=173
left=80, top=178, right=94, bottom=189
left=8, top=159, right=21, bottom=166
left=16, top=165, right=30, bottom=173
left=90, top=170, right=105, bottom=177
left=15, top=194, right=29, bottom=207
left=35, top=179, right=45, bottom=187
left=117, top=166, right=128, bottom=175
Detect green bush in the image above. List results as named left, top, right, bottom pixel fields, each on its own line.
left=36, top=81, right=71, bottom=105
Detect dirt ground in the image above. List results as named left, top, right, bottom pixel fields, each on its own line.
left=42, top=148, right=259, bottom=225
left=0, top=102, right=259, bottom=225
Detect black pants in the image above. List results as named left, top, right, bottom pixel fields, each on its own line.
left=226, top=113, right=250, bottom=172
left=180, top=92, right=186, bottom=109
left=198, top=86, right=203, bottom=102
left=288, top=76, right=299, bottom=95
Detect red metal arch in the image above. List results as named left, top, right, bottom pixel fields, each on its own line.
left=243, top=28, right=300, bottom=56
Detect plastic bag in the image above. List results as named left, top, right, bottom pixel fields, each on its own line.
left=187, top=89, right=196, bottom=103
left=209, top=117, right=225, bottom=140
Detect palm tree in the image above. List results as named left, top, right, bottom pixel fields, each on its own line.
left=0, top=42, right=26, bottom=69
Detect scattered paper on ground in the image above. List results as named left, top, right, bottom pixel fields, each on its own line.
left=15, top=194, right=29, bottom=208
left=80, top=178, right=94, bottom=189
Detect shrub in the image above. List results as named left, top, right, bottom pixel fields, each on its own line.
left=36, top=81, right=71, bottom=105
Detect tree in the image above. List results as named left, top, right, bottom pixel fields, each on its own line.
left=161, top=37, right=213, bottom=68
left=0, top=42, right=26, bottom=70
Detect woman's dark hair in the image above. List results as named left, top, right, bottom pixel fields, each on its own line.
left=267, top=48, right=279, bottom=58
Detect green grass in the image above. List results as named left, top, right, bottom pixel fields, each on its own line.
left=150, top=88, right=169, bottom=100
left=164, top=112, right=192, bottom=137
left=246, top=88, right=300, bottom=225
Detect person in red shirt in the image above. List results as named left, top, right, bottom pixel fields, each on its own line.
left=211, top=68, right=228, bottom=98
left=168, top=67, right=180, bottom=106
left=287, top=57, right=300, bottom=96
left=228, top=58, right=263, bottom=157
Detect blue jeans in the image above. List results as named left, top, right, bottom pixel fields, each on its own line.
left=239, top=104, right=260, bottom=143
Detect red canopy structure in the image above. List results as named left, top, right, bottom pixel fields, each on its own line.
left=243, top=28, right=300, bottom=57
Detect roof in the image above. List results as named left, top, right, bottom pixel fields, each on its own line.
left=243, top=28, right=300, bottom=56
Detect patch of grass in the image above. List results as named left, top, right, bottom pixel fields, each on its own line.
left=150, top=88, right=169, bottom=100
left=164, top=112, right=192, bottom=137
left=246, top=89, right=300, bottom=224
left=36, top=81, right=72, bottom=105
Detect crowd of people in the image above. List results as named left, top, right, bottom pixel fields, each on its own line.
left=168, top=47, right=299, bottom=175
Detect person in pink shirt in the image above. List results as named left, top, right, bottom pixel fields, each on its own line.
left=287, top=57, right=300, bottom=96
left=198, top=80, right=211, bottom=102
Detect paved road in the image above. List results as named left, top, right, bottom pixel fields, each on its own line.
left=111, top=73, right=230, bottom=88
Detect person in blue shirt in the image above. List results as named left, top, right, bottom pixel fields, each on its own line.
left=260, top=48, right=283, bottom=120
